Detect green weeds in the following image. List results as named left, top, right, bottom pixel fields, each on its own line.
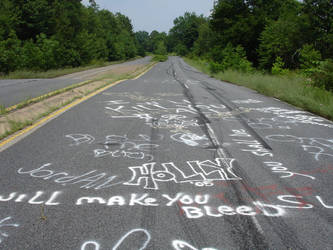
left=0, top=105, right=7, bottom=115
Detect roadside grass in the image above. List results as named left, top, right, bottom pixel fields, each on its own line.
left=184, top=58, right=333, bottom=121
left=5, top=80, right=93, bottom=113
left=0, top=62, right=157, bottom=142
left=0, top=105, right=6, bottom=115
left=0, top=119, right=33, bottom=141
left=0, top=57, right=142, bottom=79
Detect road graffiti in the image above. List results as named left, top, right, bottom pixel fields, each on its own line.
left=18, top=163, right=120, bottom=190
left=170, top=133, right=209, bottom=147
left=0, top=217, right=19, bottom=244
left=66, top=134, right=162, bottom=162
left=263, top=162, right=315, bottom=180
left=81, top=228, right=217, bottom=250
left=232, top=99, right=262, bottom=104
left=104, top=97, right=228, bottom=131
left=233, top=139, right=273, bottom=157
left=17, top=158, right=241, bottom=191
left=253, top=107, right=333, bottom=128
left=76, top=193, right=209, bottom=207
left=0, top=191, right=62, bottom=206
left=266, top=135, right=333, bottom=161
left=230, top=129, right=251, bottom=137
left=124, top=158, right=241, bottom=190
left=65, top=134, right=95, bottom=146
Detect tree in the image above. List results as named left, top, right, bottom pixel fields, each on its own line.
left=193, top=21, right=215, bottom=57
left=168, top=12, right=205, bottom=52
left=154, top=41, right=167, bottom=55
left=135, top=31, right=150, bottom=55
left=210, top=0, right=297, bottom=65
left=302, top=0, right=333, bottom=58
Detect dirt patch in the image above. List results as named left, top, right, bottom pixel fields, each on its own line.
left=0, top=63, right=154, bottom=140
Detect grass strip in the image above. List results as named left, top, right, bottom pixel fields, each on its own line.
left=4, top=80, right=93, bottom=113
left=0, top=62, right=156, bottom=142
left=0, top=57, right=143, bottom=79
left=184, top=58, right=333, bottom=121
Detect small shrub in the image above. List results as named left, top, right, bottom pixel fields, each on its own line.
left=272, top=56, right=289, bottom=75
left=0, top=32, right=22, bottom=74
left=154, top=41, right=167, bottom=56
left=299, top=44, right=321, bottom=70
left=174, top=44, right=188, bottom=56
left=208, top=44, right=254, bottom=73
left=310, top=60, right=333, bottom=91
left=209, top=61, right=223, bottom=73
left=152, top=55, right=168, bottom=62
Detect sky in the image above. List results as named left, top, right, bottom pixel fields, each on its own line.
left=82, top=0, right=215, bottom=33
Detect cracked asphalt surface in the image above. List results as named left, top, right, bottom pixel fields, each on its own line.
left=0, top=56, right=333, bottom=249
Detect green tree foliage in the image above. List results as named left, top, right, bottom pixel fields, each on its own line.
left=303, top=0, right=333, bottom=58
left=192, top=21, right=215, bottom=58
left=169, top=12, right=206, bottom=54
left=154, top=41, right=167, bottom=55
left=0, top=0, right=140, bottom=74
left=210, top=0, right=289, bottom=64
left=271, top=56, right=289, bottom=75
left=209, top=44, right=254, bottom=73
left=135, top=31, right=150, bottom=56
left=299, top=44, right=322, bottom=70
left=310, top=60, right=333, bottom=91
left=0, top=32, right=21, bottom=74
left=148, top=31, right=167, bottom=53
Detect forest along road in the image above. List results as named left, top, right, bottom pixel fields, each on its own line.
left=0, top=56, right=333, bottom=249
left=0, top=56, right=151, bottom=108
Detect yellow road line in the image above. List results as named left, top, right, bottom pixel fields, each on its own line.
left=6, top=80, right=91, bottom=112
left=0, top=80, right=124, bottom=148
left=0, top=62, right=156, bottom=149
left=132, top=63, right=157, bottom=80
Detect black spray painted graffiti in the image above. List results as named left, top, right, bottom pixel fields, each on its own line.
left=266, top=135, right=333, bottom=161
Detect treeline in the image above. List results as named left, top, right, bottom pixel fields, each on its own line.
left=136, top=0, right=333, bottom=91
left=0, top=0, right=141, bottom=74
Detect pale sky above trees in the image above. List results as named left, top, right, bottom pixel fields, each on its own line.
left=82, top=0, right=215, bottom=33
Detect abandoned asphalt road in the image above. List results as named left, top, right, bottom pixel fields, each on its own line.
left=0, top=56, right=151, bottom=107
left=0, top=56, right=333, bottom=249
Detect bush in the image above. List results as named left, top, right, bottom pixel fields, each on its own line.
left=0, top=32, right=21, bottom=74
left=21, top=40, right=43, bottom=70
left=209, top=61, right=223, bottom=73
left=36, top=34, right=60, bottom=70
left=208, top=44, right=254, bottom=73
left=271, top=56, right=289, bottom=75
left=154, top=41, right=167, bottom=55
left=299, top=44, right=321, bottom=69
left=310, top=60, right=333, bottom=91
left=152, top=55, right=168, bottom=62
left=174, top=44, right=188, bottom=56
